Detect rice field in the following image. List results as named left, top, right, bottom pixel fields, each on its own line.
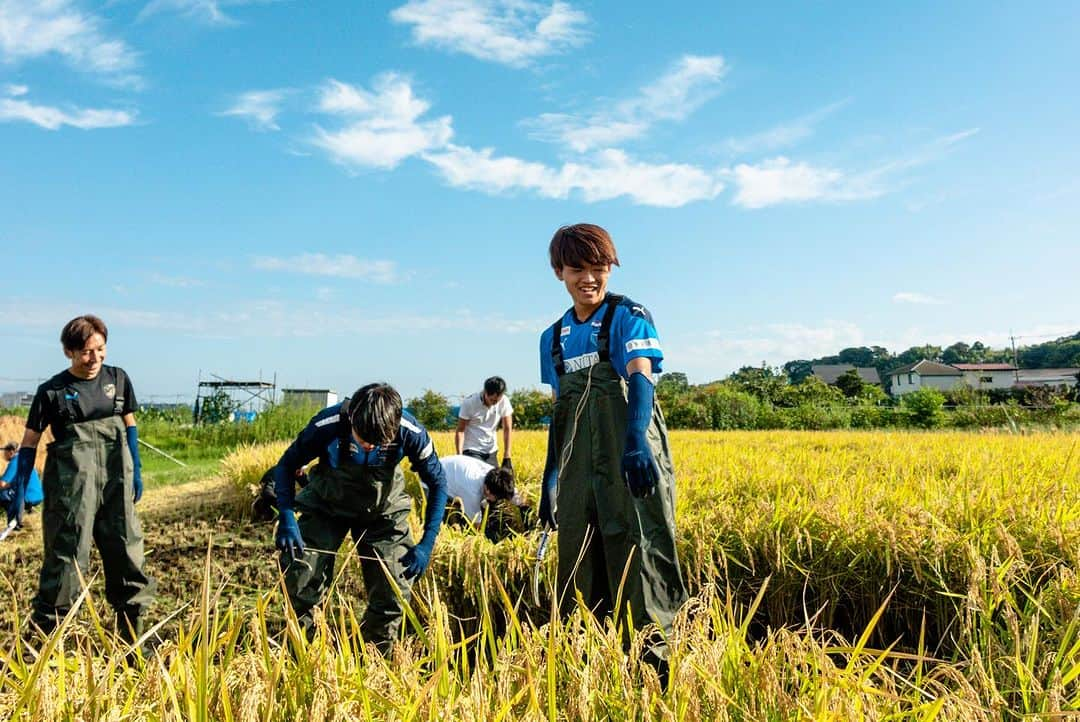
left=1, top=429, right=1078, bottom=720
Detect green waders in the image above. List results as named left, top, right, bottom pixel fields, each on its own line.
left=550, top=331, right=687, bottom=644
left=33, top=415, right=156, bottom=638
left=282, top=457, right=415, bottom=650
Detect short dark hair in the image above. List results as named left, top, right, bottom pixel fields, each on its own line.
left=548, top=224, right=620, bottom=271
left=484, top=467, right=515, bottom=500
left=61, top=315, right=108, bottom=351
left=483, top=376, right=506, bottom=396
left=348, top=383, right=402, bottom=446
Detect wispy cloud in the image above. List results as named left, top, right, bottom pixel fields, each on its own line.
left=0, top=0, right=140, bottom=85
left=727, top=127, right=980, bottom=210
left=138, top=0, right=278, bottom=26
left=311, top=74, right=453, bottom=169
left=525, top=54, right=726, bottom=152
left=389, top=0, right=588, bottom=67
left=424, top=144, right=724, bottom=207
left=893, top=292, right=944, bottom=305
left=220, top=88, right=290, bottom=130
left=253, top=253, right=403, bottom=284
left=149, top=273, right=205, bottom=288
left=0, top=85, right=135, bottom=130
left=2, top=297, right=545, bottom=339
left=723, top=99, right=849, bottom=155
left=727, top=157, right=878, bottom=209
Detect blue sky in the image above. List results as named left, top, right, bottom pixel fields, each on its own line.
left=2, top=0, right=1078, bottom=405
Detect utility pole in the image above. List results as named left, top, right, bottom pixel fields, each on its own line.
left=1009, top=332, right=1020, bottom=383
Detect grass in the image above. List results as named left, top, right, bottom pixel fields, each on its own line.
left=0, top=428, right=1078, bottom=719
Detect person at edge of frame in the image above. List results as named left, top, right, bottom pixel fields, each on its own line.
left=455, top=376, right=514, bottom=471
left=537, top=223, right=688, bottom=682
left=6, top=314, right=155, bottom=646
left=1, top=441, right=43, bottom=517
left=271, top=382, right=448, bottom=653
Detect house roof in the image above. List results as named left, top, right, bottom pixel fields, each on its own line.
left=952, top=363, right=1017, bottom=371
left=811, top=364, right=882, bottom=385
left=1015, top=368, right=1080, bottom=382
left=888, top=360, right=962, bottom=377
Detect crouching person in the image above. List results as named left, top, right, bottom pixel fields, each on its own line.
left=271, top=383, right=448, bottom=652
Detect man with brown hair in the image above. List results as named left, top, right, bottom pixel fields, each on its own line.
left=538, top=223, right=687, bottom=675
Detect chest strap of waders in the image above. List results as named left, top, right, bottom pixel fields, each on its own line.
left=336, top=395, right=354, bottom=467
left=549, top=294, right=624, bottom=378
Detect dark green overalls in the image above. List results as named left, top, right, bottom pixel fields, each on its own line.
left=34, top=410, right=155, bottom=635
left=282, top=410, right=415, bottom=649
left=548, top=297, right=687, bottom=640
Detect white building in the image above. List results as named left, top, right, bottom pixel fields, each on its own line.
left=1016, top=368, right=1080, bottom=390
left=888, top=360, right=964, bottom=396
left=952, top=363, right=1017, bottom=391
left=281, top=388, right=338, bottom=407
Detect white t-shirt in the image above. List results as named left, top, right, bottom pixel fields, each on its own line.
left=458, top=392, right=513, bottom=455
left=440, top=454, right=493, bottom=522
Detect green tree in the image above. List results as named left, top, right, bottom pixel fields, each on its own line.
left=408, top=390, right=452, bottom=431
left=834, top=369, right=866, bottom=398
left=197, top=389, right=237, bottom=424
left=726, top=366, right=788, bottom=404
left=902, top=387, right=945, bottom=429
left=783, top=359, right=814, bottom=384
left=508, top=388, right=553, bottom=429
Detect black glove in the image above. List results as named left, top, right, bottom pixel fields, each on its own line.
left=501, top=456, right=513, bottom=474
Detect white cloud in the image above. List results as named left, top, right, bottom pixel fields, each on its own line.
left=220, top=88, right=289, bottom=130
left=1, top=297, right=545, bottom=339
left=4, top=82, right=27, bottom=96
left=525, top=54, right=726, bottom=152
left=728, top=156, right=879, bottom=209
left=0, top=0, right=139, bottom=84
left=149, top=273, right=205, bottom=288
left=0, top=86, right=135, bottom=129
left=311, top=74, right=453, bottom=169
left=390, top=0, right=588, bottom=67
left=424, top=144, right=724, bottom=207
left=253, top=253, right=403, bottom=284
left=723, top=99, right=849, bottom=155
left=138, top=0, right=278, bottom=26
left=892, top=292, right=944, bottom=305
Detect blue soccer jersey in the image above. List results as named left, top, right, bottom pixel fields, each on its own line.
left=539, top=294, right=663, bottom=395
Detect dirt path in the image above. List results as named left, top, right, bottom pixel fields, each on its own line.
left=0, top=478, right=286, bottom=637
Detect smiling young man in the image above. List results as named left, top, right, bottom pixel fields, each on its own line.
left=12, top=315, right=155, bottom=645
left=538, top=224, right=687, bottom=675
left=271, top=382, right=448, bottom=652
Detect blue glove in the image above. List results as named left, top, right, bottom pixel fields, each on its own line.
left=125, top=426, right=143, bottom=503
left=622, top=372, right=660, bottom=499
left=539, top=430, right=558, bottom=529
left=400, top=537, right=433, bottom=579
left=6, top=447, right=35, bottom=526
left=399, top=463, right=448, bottom=579
left=275, top=509, right=305, bottom=560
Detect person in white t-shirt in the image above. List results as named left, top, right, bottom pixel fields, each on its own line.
left=440, top=455, right=532, bottom=542
left=455, top=376, right=514, bottom=470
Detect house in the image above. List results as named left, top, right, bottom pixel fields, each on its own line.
left=281, top=388, right=338, bottom=407
left=0, top=391, right=33, bottom=409
left=811, top=364, right=882, bottom=386
left=952, top=363, right=1017, bottom=391
left=887, top=360, right=963, bottom=396
left=1015, top=368, right=1080, bottom=390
